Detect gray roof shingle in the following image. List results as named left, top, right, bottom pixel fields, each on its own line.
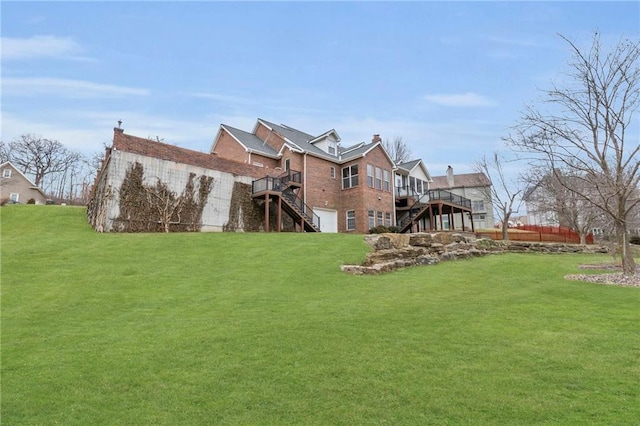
left=259, top=119, right=379, bottom=163
left=222, top=124, right=280, bottom=157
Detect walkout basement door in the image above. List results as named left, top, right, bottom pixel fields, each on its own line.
left=314, top=208, right=338, bottom=233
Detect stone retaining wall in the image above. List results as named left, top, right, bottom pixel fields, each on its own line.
left=341, top=232, right=609, bottom=275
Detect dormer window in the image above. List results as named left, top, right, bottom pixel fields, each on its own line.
left=2, top=169, right=11, bottom=178
left=328, top=141, right=336, bottom=155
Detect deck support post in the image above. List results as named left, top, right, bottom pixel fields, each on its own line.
left=277, top=196, right=282, bottom=232
left=264, top=194, right=270, bottom=233
left=429, top=204, right=435, bottom=231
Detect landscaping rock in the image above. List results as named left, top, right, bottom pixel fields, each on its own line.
left=342, top=231, right=610, bottom=275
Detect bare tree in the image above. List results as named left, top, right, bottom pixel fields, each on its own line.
left=525, top=168, right=601, bottom=244
left=7, top=134, right=80, bottom=187
left=475, top=152, right=526, bottom=240
left=144, top=179, right=184, bottom=233
left=0, top=141, right=8, bottom=163
left=507, top=32, right=640, bottom=275
left=383, top=136, right=412, bottom=164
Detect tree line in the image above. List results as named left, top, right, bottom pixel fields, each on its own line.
left=476, top=32, right=639, bottom=275
left=0, top=135, right=102, bottom=205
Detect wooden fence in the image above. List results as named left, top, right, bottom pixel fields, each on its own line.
left=477, top=225, right=594, bottom=244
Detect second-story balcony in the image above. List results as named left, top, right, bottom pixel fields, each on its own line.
left=395, top=186, right=474, bottom=233
left=395, top=186, right=472, bottom=210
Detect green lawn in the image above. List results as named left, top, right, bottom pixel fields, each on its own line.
left=2, top=205, right=639, bottom=425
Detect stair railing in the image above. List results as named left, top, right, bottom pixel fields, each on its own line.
left=252, top=174, right=320, bottom=231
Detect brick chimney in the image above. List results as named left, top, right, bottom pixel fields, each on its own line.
left=446, top=165, right=454, bottom=187
left=372, top=134, right=382, bottom=143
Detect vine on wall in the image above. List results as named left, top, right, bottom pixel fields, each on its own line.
left=224, top=182, right=264, bottom=232
left=86, top=165, right=113, bottom=232
left=114, top=162, right=214, bottom=232
left=223, top=182, right=297, bottom=232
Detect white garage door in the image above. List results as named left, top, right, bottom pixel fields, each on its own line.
left=314, top=208, right=338, bottom=233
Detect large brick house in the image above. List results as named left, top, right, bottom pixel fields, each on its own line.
left=211, top=119, right=395, bottom=233
left=88, top=120, right=395, bottom=233
left=87, top=119, right=491, bottom=234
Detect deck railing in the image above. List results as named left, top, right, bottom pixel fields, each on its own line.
left=252, top=176, right=284, bottom=193
left=395, top=187, right=472, bottom=230
left=428, top=189, right=472, bottom=209
left=278, top=169, right=302, bottom=184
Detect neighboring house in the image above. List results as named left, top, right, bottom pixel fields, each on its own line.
left=88, top=120, right=491, bottom=234
left=430, top=166, right=494, bottom=230
left=523, top=184, right=560, bottom=227
left=0, top=161, right=47, bottom=205
left=394, top=161, right=483, bottom=233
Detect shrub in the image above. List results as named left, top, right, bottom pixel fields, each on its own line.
left=27, top=198, right=36, bottom=204
left=369, top=225, right=390, bottom=234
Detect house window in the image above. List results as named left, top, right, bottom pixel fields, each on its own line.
left=367, top=164, right=374, bottom=187
left=385, top=212, right=392, bottom=227
left=409, top=177, right=415, bottom=193
left=342, top=164, right=359, bottom=189
left=377, top=211, right=383, bottom=226
left=368, top=210, right=375, bottom=230
left=417, top=179, right=423, bottom=194
left=2, top=169, right=11, bottom=178
left=346, top=210, right=356, bottom=231
left=330, top=166, right=335, bottom=179
left=375, top=167, right=382, bottom=190
left=383, top=170, right=390, bottom=192
left=472, top=200, right=485, bottom=211
left=328, top=142, right=336, bottom=155
left=284, top=158, right=290, bottom=171
left=442, top=215, right=450, bottom=230
left=10, top=193, right=19, bottom=203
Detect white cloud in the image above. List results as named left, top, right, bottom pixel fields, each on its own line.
left=424, top=92, right=496, bottom=107
left=1, top=35, right=84, bottom=60
left=0, top=110, right=222, bottom=155
left=2, top=78, right=149, bottom=98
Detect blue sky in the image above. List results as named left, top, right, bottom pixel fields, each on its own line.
left=2, top=1, right=638, bottom=176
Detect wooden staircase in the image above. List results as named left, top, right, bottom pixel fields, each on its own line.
left=251, top=171, right=320, bottom=232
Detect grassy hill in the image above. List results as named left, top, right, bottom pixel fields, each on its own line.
left=2, top=205, right=639, bottom=424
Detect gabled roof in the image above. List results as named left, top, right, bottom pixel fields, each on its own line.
left=112, top=130, right=279, bottom=179
left=396, top=159, right=432, bottom=181
left=215, top=118, right=395, bottom=166
left=213, top=124, right=280, bottom=158
left=308, top=129, right=341, bottom=144
left=257, top=118, right=334, bottom=159
left=0, top=161, right=47, bottom=196
left=430, top=172, right=491, bottom=189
